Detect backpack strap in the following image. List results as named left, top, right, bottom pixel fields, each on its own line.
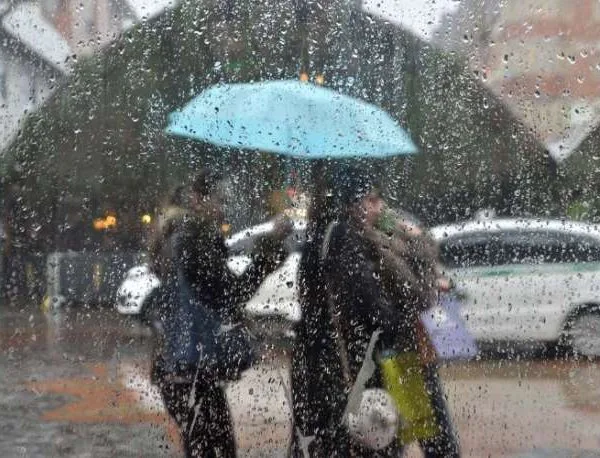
left=320, top=221, right=337, bottom=262
left=320, top=222, right=382, bottom=422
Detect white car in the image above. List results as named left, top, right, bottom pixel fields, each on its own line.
left=117, top=217, right=463, bottom=350
left=119, top=215, right=600, bottom=356
left=116, top=219, right=306, bottom=337
left=431, top=218, right=600, bottom=356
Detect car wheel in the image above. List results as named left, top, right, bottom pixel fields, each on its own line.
left=567, top=311, right=600, bottom=358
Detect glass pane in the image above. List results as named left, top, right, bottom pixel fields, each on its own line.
left=3, top=2, right=600, bottom=457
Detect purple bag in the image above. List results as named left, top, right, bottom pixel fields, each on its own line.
left=420, top=292, right=478, bottom=360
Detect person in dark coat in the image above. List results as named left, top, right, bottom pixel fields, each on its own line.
left=150, top=170, right=292, bottom=458
left=366, top=210, right=460, bottom=458
left=291, top=171, right=406, bottom=457
left=291, top=169, right=459, bottom=457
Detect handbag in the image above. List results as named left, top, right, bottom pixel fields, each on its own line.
left=378, top=350, right=440, bottom=444
left=343, top=331, right=400, bottom=451
left=420, top=291, right=478, bottom=360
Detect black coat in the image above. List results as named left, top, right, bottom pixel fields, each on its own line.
left=292, top=220, right=413, bottom=457
left=152, top=207, right=285, bottom=320
left=150, top=207, right=286, bottom=378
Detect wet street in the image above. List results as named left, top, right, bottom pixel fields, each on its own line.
left=2, top=305, right=600, bottom=457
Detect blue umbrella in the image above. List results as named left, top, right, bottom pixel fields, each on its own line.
left=166, top=80, right=417, bottom=159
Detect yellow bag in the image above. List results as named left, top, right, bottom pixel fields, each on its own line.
left=379, top=351, right=439, bottom=444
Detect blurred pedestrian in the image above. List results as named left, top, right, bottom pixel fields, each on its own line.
left=291, top=169, right=459, bottom=457
left=291, top=170, right=403, bottom=457
left=368, top=208, right=460, bottom=458
left=149, top=169, right=292, bottom=457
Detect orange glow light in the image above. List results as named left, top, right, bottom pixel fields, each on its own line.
left=93, top=215, right=117, bottom=230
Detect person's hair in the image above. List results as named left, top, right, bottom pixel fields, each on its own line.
left=169, top=185, right=188, bottom=207
left=337, top=167, right=379, bottom=206
left=191, top=168, right=222, bottom=197
left=149, top=184, right=191, bottom=277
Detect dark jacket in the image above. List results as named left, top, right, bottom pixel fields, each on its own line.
left=292, top=219, right=441, bottom=457
left=325, top=221, right=409, bottom=376
left=150, top=206, right=286, bottom=378
left=292, top=220, right=411, bottom=457
left=151, top=206, right=286, bottom=320
left=359, top=223, right=441, bottom=361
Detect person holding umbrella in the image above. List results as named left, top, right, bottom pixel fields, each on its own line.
left=292, top=171, right=460, bottom=457
left=291, top=170, right=404, bottom=457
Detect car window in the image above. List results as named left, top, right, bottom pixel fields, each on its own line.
left=439, top=232, right=498, bottom=268
left=440, top=229, right=600, bottom=268
left=524, top=231, right=600, bottom=264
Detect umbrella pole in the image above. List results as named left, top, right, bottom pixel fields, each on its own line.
left=304, top=158, right=334, bottom=313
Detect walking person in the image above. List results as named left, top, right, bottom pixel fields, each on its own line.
left=291, top=170, right=405, bottom=457
left=149, top=169, right=292, bottom=457
left=367, top=208, right=460, bottom=457
left=291, top=169, right=459, bottom=457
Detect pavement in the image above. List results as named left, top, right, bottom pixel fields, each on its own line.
left=3, top=305, right=600, bottom=457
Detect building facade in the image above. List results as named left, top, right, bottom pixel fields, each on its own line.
left=0, top=0, right=175, bottom=155
left=437, top=0, right=600, bottom=162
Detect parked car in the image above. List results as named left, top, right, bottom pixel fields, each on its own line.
left=116, top=216, right=472, bottom=356
left=122, top=215, right=600, bottom=356
left=116, top=219, right=306, bottom=339
left=430, top=218, right=600, bottom=356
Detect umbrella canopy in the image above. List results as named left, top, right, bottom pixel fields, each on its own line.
left=166, top=80, right=417, bottom=159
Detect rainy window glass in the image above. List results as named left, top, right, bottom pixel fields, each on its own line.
left=4, top=1, right=600, bottom=457
left=442, top=231, right=600, bottom=267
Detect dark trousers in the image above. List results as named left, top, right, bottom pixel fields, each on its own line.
left=417, top=364, right=460, bottom=458
left=159, top=378, right=237, bottom=458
